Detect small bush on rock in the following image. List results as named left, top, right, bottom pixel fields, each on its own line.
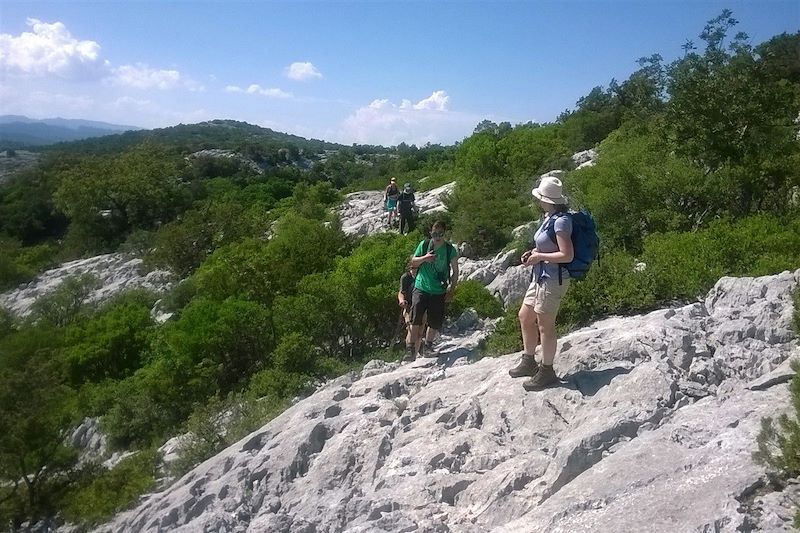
left=448, top=280, right=503, bottom=319
left=61, top=449, right=159, bottom=526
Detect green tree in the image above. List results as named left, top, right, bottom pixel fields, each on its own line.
left=62, top=299, right=155, bottom=384
left=0, top=327, right=78, bottom=527
left=54, top=142, right=187, bottom=251
left=665, top=11, right=800, bottom=215
left=158, top=297, right=274, bottom=397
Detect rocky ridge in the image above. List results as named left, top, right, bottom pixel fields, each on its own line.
left=0, top=253, right=174, bottom=318
left=97, top=269, right=800, bottom=532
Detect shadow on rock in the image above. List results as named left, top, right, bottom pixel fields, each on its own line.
left=567, top=365, right=634, bottom=396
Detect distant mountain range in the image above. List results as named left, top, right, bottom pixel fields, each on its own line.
left=0, top=115, right=141, bottom=147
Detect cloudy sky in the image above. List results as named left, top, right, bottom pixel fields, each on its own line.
left=0, top=1, right=797, bottom=146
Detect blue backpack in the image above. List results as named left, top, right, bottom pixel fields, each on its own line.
left=544, top=210, right=600, bottom=283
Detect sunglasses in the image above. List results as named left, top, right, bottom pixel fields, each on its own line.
left=431, top=231, right=444, bottom=238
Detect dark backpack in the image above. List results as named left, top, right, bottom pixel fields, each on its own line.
left=398, top=192, right=415, bottom=213
left=544, top=210, right=600, bottom=282
left=420, top=239, right=456, bottom=289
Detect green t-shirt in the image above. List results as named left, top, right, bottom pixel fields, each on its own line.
left=414, top=240, right=458, bottom=295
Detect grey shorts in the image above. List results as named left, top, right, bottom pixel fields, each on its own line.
left=523, top=277, right=570, bottom=315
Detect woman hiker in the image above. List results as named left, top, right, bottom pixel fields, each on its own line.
left=383, top=177, right=400, bottom=228
left=508, top=176, right=574, bottom=390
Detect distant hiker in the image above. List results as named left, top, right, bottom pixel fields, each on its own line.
left=509, top=176, right=574, bottom=390
left=384, top=177, right=400, bottom=228
left=397, top=182, right=416, bottom=234
left=398, top=261, right=426, bottom=356
left=404, top=221, right=459, bottom=361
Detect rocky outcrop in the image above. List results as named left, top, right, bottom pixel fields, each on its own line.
left=97, top=269, right=800, bottom=532
left=186, top=149, right=264, bottom=175
left=0, top=149, right=40, bottom=184
left=0, top=253, right=174, bottom=317
left=338, top=183, right=454, bottom=237
left=571, top=149, right=598, bottom=170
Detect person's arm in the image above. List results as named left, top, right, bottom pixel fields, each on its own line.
left=409, top=242, right=432, bottom=268
left=526, top=233, right=574, bottom=264
left=448, top=258, right=459, bottom=293
left=398, top=275, right=409, bottom=307
left=410, top=254, right=431, bottom=268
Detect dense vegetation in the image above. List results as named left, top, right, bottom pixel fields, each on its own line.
left=0, top=12, right=798, bottom=530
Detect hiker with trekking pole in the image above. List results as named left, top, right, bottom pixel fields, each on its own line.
left=397, top=260, right=427, bottom=357
left=508, top=175, right=599, bottom=390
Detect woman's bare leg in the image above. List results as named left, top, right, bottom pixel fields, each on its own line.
left=518, top=303, right=539, bottom=355
left=536, top=311, right=558, bottom=365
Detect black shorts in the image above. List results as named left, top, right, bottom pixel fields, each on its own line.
left=411, top=288, right=446, bottom=331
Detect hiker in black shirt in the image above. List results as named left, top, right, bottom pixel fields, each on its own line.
left=398, top=262, right=426, bottom=355
left=397, top=182, right=416, bottom=235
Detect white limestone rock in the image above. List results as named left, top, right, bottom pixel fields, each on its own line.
left=338, top=182, right=454, bottom=237
left=0, top=253, right=174, bottom=317
left=94, top=269, right=800, bottom=533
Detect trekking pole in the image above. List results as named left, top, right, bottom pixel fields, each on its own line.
left=390, top=309, right=405, bottom=348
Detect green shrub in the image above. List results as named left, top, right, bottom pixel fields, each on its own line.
left=62, top=299, right=155, bottom=384
left=0, top=328, right=78, bottom=526
left=557, top=250, right=659, bottom=330
left=28, top=274, right=100, bottom=327
left=101, top=360, right=189, bottom=449
left=119, top=229, right=157, bottom=256
left=0, top=308, right=13, bottom=339
left=158, top=297, right=275, bottom=397
left=794, top=289, right=800, bottom=336
left=61, top=449, right=159, bottom=526
left=446, top=179, right=530, bottom=256
left=448, top=280, right=503, bottom=319
left=0, top=238, right=60, bottom=291
left=482, top=301, right=523, bottom=358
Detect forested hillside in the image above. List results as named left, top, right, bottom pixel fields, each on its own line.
left=0, top=12, right=798, bottom=530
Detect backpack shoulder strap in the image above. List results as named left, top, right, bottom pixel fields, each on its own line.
left=545, top=213, right=561, bottom=244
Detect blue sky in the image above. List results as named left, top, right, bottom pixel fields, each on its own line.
left=1, top=1, right=797, bottom=146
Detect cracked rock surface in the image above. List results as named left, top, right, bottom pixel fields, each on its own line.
left=97, top=269, right=799, bottom=532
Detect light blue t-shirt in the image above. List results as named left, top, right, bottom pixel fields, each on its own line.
left=533, top=214, right=573, bottom=283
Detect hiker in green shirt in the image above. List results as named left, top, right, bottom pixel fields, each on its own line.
left=404, top=220, right=459, bottom=362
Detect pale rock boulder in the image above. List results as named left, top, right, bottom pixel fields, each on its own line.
left=0, top=253, right=174, bottom=317
left=96, top=269, right=800, bottom=533
left=571, top=148, right=598, bottom=170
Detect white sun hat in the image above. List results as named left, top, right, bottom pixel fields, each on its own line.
left=531, top=176, right=567, bottom=204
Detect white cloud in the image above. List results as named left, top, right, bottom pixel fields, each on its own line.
left=0, top=18, right=105, bottom=79
left=413, top=90, right=449, bottom=111
left=337, top=90, right=475, bottom=146
left=285, top=61, right=323, bottom=81
left=226, top=84, right=292, bottom=99
left=109, top=63, right=194, bottom=90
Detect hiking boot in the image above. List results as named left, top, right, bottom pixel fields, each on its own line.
left=522, top=365, right=559, bottom=391
left=508, top=353, right=538, bottom=378
left=402, top=345, right=416, bottom=362
left=421, top=342, right=437, bottom=358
